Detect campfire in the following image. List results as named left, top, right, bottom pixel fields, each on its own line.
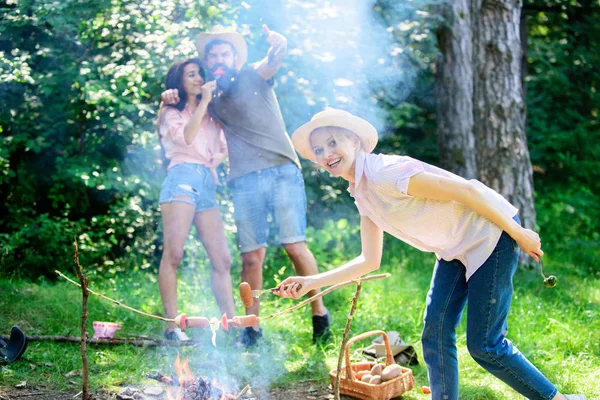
left=56, top=264, right=392, bottom=400
left=147, top=354, right=253, bottom=400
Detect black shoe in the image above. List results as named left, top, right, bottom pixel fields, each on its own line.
left=0, top=326, right=28, bottom=364
left=312, top=313, right=332, bottom=344
left=237, top=327, right=262, bottom=349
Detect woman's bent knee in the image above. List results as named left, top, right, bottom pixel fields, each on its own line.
left=466, top=338, right=496, bottom=365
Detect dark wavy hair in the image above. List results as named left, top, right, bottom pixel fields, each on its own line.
left=164, top=58, right=205, bottom=111
left=157, top=58, right=205, bottom=169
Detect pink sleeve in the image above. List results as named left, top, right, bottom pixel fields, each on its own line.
left=394, top=158, right=425, bottom=194
left=159, top=107, right=192, bottom=148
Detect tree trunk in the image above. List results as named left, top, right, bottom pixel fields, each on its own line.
left=471, top=0, right=536, bottom=238
left=435, top=0, right=477, bottom=179
left=520, top=8, right=528, bottom=99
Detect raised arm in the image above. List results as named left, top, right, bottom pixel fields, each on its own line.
left=254, top=24, right=287, bottom=81
left=182, top=81, right=216, bottom=145
left=406, top=172, right=544, bottom=261
left=276, top=216, right=384, bottom=299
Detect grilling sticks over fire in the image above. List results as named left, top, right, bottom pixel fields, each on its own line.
left=56, top=269, right=390, bottom=345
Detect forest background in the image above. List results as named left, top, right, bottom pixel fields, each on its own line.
left=0, top=0, right=598, bottom=399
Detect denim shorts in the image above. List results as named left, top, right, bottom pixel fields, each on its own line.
left=159, top=163, right=218, bottom=212
left=228, top=162, right=307, bottom=253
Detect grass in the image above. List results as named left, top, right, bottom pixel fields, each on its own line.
left=1, top=231, right=599, bottom=399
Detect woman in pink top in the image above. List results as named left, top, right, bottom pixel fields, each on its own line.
left=157, top=58, right=234, bottom=341
left=275, top=109, right=585, bottom=400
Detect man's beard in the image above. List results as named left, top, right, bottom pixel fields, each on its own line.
left=209, top=64, right=237, bottom=94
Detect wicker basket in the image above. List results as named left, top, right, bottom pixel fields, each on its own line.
left=329, top=330, right=415, bottom=400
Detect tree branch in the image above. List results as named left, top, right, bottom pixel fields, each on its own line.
left=334, top=281, right=362, bottom=400
left=73, top=237, right=91, bottom=400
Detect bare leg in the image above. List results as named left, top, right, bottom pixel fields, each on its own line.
left=194, top=208, right=234, bottom=318
left=282, top=241, right=328, bottom=316
left=241, top=247, right=266, bottom=330
left=158, top=201, right=195, bottom=331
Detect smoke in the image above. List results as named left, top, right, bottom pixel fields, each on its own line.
left=218, top=0, right=434, bottom=230
left=145, top=0, right=435, bottom=393
left=233, top=0, right=425, bottom=135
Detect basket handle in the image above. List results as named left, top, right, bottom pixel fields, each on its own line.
left=344, top=330, right=395, bottom=381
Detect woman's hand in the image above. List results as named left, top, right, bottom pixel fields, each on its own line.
left=514, top=227, right=544, bottom=261
left=201, top=80, right=217, bottom=101
left=274, top=276, right=312, bottom=300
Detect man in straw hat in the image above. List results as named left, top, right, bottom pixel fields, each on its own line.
left=161, top=25, right=330, bottom=348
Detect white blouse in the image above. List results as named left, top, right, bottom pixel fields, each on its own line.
left=349, top=151, right=518, bottom=281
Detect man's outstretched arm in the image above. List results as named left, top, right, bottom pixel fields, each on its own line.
left=255, top=24, right=287, bottom=81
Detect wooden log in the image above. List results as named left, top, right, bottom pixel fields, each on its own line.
left=0, top=335, right=199, bottom=347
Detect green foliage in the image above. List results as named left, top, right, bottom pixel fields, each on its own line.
left=0, top=0, right=436, bottom=276
left=0, top=0, right=228, bottom=277
left=1, top=0, right=598, bottom=286
left=536, top=186, right=599, bottom=272
left=0, top=213, right=78, bottom=277
left=525, top=0, right=600, bottom=252
left=0, top=0, right=597, bottom=397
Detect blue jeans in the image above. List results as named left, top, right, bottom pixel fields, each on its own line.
left=422, top=218, right=557, bottom=400
left=228, top=162, right=307, bottom=253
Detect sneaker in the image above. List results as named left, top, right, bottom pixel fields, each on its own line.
left=164, top=327, right=190, bottom=342
left=564, top=395, right=586, bottom=400
left=237, top=327, right=263, bottom=349
left=312, top=312, right=332, bottom=344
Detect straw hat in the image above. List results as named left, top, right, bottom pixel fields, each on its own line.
left=291, top=109, right=378, bottom=162
left=195, top=25, right=248, bottom=70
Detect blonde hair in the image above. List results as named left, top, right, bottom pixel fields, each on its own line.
left=310, top=126, right=362, bottom=149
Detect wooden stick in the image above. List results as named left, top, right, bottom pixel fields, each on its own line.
left=259, top=273, right=389, bottom=321
left=334, top=281, right=362, bottom=400
left=73, top=237, right=91, bottom=400
left=234, top=384, right=251, bottom=400
left=57, top=270, right=388, bottom=327
left=0, top=335, right=199, bottom=347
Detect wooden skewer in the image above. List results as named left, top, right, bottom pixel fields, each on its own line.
left=56, top=270, right=174, bottom=322
left=250, top=287, right=278, bottom=298
left=258, top=273, right=390, bottom=321
left=57, top=269, right=390, bottom=327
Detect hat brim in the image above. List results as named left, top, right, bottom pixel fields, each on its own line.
left=195, top=32, right=248, bottom=71
left=291, top=114, right=378, bottom=162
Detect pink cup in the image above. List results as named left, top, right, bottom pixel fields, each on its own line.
left=93, top=321, right=122, bottom=338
